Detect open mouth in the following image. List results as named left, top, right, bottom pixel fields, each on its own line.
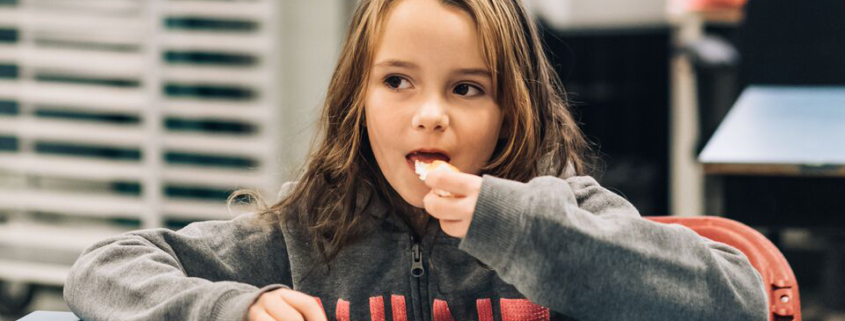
left=405, top=150, right=450, bottom=173
left=405, top=150, right=451, bottom=164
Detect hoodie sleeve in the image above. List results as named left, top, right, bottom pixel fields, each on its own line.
left=458, top=175, right=768, bottom=321
left=63, top=212, right=291, bottom=321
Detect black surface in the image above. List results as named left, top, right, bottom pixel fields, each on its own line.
left=740, top=0, right=845, bottom=86
left=722, top=176, right=845, bottom=228
left=542, top=25, right=672, bottom=216
left=0, top=28, right=17, bottom=43
left=0, top=100, right=18, bottom=115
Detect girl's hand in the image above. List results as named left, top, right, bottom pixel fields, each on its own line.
left=423, top=170, right=483, bottom=238
left=247, top=288, right=327, bottom=321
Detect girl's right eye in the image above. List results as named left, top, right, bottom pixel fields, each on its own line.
left=384, top=75, right=412, bottom=90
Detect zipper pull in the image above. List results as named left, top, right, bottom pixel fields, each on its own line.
left=410, top=242, right=424, bottom=277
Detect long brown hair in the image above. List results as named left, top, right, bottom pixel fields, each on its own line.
left=230, top=0, right=595, bottom=263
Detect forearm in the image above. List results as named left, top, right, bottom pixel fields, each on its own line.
left=64, top=213, right=292, bottom=321
left=459, top=175, right=768, bottom=321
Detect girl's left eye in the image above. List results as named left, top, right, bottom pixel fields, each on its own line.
left=385, top=76, right=412, bottom=90
left=454, top=84, right=483, bottom=97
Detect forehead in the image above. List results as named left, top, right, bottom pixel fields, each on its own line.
left=373, top=0, right=487, bottom=71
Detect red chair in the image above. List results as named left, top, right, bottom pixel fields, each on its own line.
left=646, top=216, right=800, bottom=321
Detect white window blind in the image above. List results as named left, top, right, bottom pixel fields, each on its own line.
left=0, top=0, right=292, bottom=288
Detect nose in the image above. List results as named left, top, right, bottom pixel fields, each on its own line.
left=411, top=97, right=449, bottom=132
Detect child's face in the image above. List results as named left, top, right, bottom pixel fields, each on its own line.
left=365, top=0, right=503, bottom=209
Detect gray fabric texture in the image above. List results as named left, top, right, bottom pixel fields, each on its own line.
left=64, top=175, right=768, bottom=321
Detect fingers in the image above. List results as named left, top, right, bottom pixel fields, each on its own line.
left=439, top=219, right=471, bottom=237
left=280, top=290, right=328, bottom=321
left=424, top=192, right=461, bottom=221
left=424, top=170, right=481, bottom=196
left=249, top=306, right=278, bottom=321
left=253, top=289, right=327, bottom=321
left=263, top=293, right=304, bottom=321
left=424, top=192, right=477, bottom=222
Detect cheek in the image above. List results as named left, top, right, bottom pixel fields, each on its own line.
left=366, top=95, right=400, bottom=148
left=465, top=107, right=503, bottom=147
left=365, top=91, right=410, bottom=169
left=447, top=106, right=501, bottom=175
left=487, top=108, right=504, bottom=142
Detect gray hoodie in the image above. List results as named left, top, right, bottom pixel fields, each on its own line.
left=63, top=174, right=768, bottom=321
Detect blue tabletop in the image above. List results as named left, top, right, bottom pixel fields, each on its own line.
left=16, top=311, right=80, bottom=321
left=699, top=86, right=845, bottom=175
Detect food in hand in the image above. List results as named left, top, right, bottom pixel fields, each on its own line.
left=415, top=160, right=459, bottom=197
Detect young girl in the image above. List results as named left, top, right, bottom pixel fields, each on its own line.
left=63, top=0, right=768, bottom=320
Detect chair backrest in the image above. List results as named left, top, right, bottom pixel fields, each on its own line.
left=646, top=216, right=800, bottom=321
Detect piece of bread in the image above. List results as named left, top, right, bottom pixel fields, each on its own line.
left=414, top=160, right=459, bottom=197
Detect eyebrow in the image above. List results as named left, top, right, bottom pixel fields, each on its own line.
left=455, top=68, right=492, bottom=79
left=374, top=59, right=492, bottom=79
left=374, top=59, right=419, bottom=69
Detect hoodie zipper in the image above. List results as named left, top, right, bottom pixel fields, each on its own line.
left=409, top=234, right=426, bottom=321
left=411, top=239, right=424, bottom=277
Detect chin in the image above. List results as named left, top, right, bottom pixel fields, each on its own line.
left=393, top=180, right=428, bottom=209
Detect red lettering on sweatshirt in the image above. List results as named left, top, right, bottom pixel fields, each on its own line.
left=500, top=298, right=550, bottom=321
left=433, top=299, right=456, bottom=321
left=331, top=296, right=549, bottom=321
left=392, top=295, right=408, bottom=321
left=369, top=296, right=386, bottom=321
left=476, top=298, right=494, bottom=321
left=336, top=299, right=350, bottom=321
